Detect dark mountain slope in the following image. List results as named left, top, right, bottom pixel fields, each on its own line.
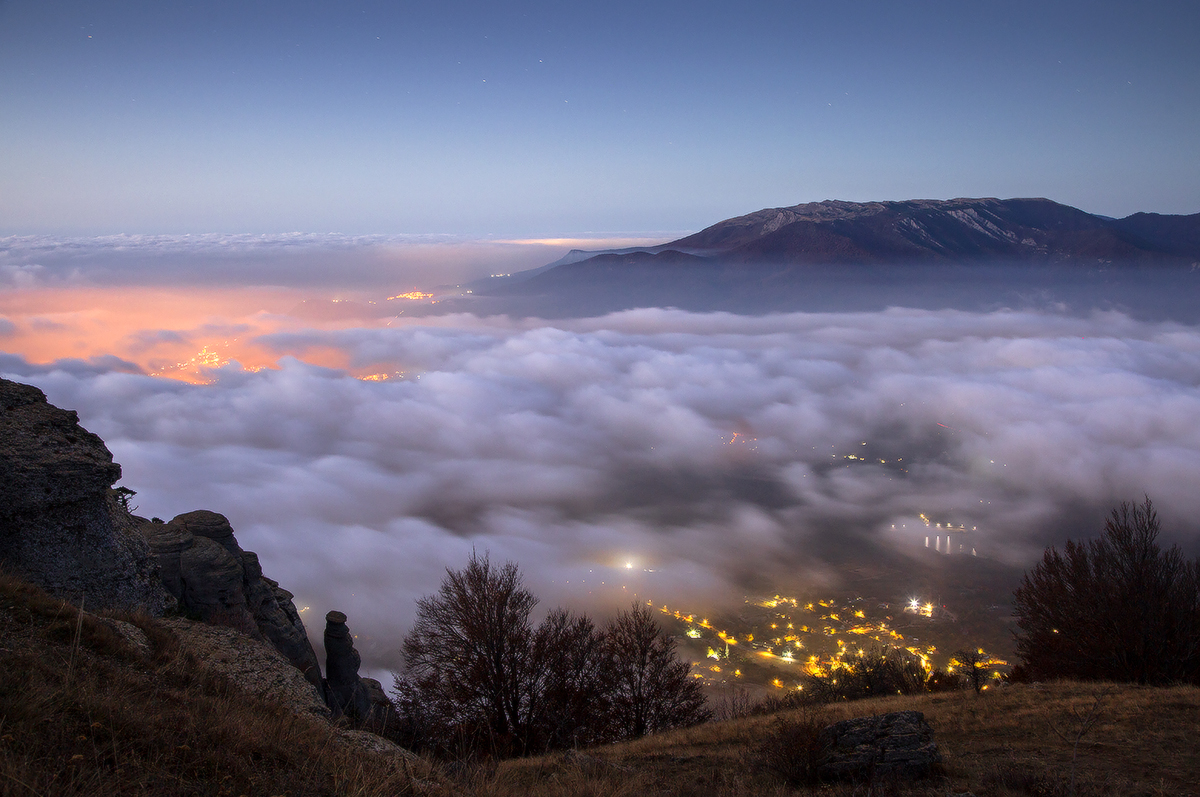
left=1111, top=211, right=1200, bottom=256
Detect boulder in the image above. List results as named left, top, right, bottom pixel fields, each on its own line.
left=162, top=617, right=330, bottom=718
left=177, top=534, right=260, bottom=636
left=817, top=710, right=941, bottom=781
left=323, top=611, right=394, bottom=726
left=0, top=378, right=167, bottom=614
left=140, top=520, right=189, bottom=606
left=173, top=510, right=240, bottom=558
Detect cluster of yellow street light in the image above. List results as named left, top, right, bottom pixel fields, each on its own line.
left=653, top=593, right=946, bottom=688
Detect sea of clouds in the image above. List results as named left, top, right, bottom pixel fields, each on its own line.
left=5, top=306, right=1200, bottom=674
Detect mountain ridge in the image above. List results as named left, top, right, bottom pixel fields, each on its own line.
left=541, top=197, right=1200, bottom=271
left=452, top=198, right=1200, bottom=320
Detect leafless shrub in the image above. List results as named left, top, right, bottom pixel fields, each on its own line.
left=711, top=686, right=757, bottom=721
left=748, top=708, right=829, bottom=786
left=1048, top=692, right=1107, bottom=796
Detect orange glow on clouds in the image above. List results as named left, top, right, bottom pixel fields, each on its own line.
left=0, top=286, right=393, bottom=383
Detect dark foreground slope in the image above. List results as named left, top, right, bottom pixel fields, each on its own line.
left=489, top=683, right=1200, bottom=796
left=0, top=571, right=432, bottom=797
left=463, top=198, right=1200, bottom=320
left=7, top=566, right=1197, bottom=797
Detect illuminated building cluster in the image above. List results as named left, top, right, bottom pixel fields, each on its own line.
left=357, top=371, right=407, bottom=382
left=652, top=592, right=946, bottom=690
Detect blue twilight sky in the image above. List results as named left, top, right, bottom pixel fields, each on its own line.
left=1, top=0, right=1197, bottom=236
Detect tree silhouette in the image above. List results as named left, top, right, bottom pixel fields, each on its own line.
left=599, top=604, right=711, bottom=739
left=395, top=556, right=708, bottom=757
left=398, top=553, right=537, bottom=754
left=950, top=648, right=1001, bottom=694
left=1013, top=498, right=1200, bottom=684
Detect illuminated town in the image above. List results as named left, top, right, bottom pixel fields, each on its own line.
left=646, top=586, right=1007, bottom=694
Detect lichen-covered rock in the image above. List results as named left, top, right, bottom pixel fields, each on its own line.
left=0, top=378, right=167, bottom=614
left=99, top=616, right=152, bottom=658
left=162, top=616, right=330, bottom=718
left=817, top=710, right=941, bottom=781
left=334, top=728, right=419, bottom=761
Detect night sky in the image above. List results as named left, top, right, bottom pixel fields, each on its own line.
left=3, top=0, right=1198, bottom=235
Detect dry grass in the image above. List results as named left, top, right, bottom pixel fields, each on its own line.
left=0, top=571, right=435, bottom=797
left=479, top=683, right=1200, bottom=796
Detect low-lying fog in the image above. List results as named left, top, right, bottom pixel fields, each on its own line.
left=9, top=306, right=1200, bottom=673
left=3, top=236, right=1199, bottom=675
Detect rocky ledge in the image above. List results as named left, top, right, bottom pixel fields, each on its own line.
left=0, top=379, right=167, bottom=614
left=0, top=377, right=392, bottom=728
left=817, top=710, right=942, bottom=781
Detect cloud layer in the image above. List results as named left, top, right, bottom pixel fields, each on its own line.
left=8, top=307, right=1200, bottom=673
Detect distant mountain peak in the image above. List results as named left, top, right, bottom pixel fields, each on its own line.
left=463, top=198, right=1199, bottom=319
left=657, top=197, right=1197, bottom=265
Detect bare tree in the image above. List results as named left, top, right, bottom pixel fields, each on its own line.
left=951, top=648, right=996, bottom=694
left=398, top=552, right=537, bottom=755
left=1013, top=498, right=1200, bottom=684
left=528, top=608, right=607, bottom=749
left=802, top=645, right=927, bottom=702
left=396, top=557, right=691, bottom=757
left=600, top=604, right=711, bottom=740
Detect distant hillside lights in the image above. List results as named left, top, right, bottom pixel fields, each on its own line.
left=926, top=524, right=977, bottom=556
left=896, top=515, right=979, bottom=556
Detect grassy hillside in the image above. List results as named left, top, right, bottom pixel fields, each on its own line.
left=481, top=682, right=1199, bottom=796
left=2, top=569, right=1196, bottom=796
left=0, top=571, right=431, bottom=797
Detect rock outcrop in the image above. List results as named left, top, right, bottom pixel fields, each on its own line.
left=817, top=710, right=942, bottom=781
left=162, top=617, right=330, bottom=718
left=323, top=610, right=393, bottom=726
left=324, top=610, right=371, bottom=720
left=141, top=511, right=324, bottom=692
left=0, top=378, right=168, bottom=614
left=1, top=377, right=394, bottom=729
